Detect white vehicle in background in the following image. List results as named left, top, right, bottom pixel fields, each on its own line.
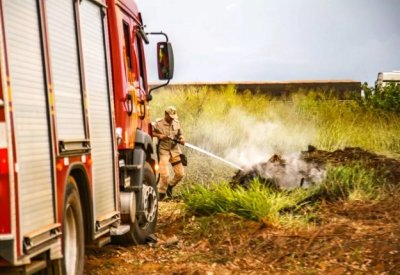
left=375, top=71, right=400, bottom=88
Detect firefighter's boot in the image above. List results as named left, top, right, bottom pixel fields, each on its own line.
left=159, top=193, right=166, bottom=201
left=166, top=185, right=174, bottom=198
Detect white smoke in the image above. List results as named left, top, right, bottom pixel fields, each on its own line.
left=187, top=106, right=326, bottom=187
left=252, top=153, right=326, bottom=189
left=221, top=108, right=317, bottom=166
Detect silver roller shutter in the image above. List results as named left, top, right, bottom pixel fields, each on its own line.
left=46, top=0, right=85, bottom=140
left=80, top=0, right=116, bottom=217
left=3, top=0, right=54, bottom=235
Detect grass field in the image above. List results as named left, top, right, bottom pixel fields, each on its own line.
left=151, top=85, right=400, bottom=158
left=150, top=85, right=400, bottom=225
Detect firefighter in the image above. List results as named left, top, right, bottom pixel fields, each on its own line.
left=152, top=106, right=185, bottom=200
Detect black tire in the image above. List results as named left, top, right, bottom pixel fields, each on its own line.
left=62, top=177, right=84, bottom=275
left=123, top=162, right=158, bottom=244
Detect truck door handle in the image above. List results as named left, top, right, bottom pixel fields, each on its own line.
left=124, top=94, right=133, bottom=116
left=139, top=99, right=146, bottom=120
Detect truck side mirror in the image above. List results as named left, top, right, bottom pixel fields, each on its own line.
left=157, top=42, right=174, bottom=80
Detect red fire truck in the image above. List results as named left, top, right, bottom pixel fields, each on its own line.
left=0, top=0, right=173, bottom=273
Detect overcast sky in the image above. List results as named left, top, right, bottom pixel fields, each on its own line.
left=137, top=0, right=400, bottom=85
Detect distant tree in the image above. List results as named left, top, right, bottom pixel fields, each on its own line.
left=359, top=82, right=400, bottom=114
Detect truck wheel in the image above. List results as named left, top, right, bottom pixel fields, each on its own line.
left=122, top=162, right=158, bottom=244
left=62, top=177, right=84, bottom=275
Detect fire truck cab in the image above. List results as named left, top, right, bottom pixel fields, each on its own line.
left=0, top=0, right=173, bottom=274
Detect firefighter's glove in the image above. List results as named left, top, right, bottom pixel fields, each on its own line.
left=169, top=136, right=178, bottom=144
left=178, top=137, right=185, bottom=145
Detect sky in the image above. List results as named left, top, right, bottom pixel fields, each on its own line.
left=136, top=0, right=400, bottom=85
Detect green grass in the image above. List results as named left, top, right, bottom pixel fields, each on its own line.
left=182, top=165, right=385, bottom=226
left=182, top=180, right=296, bottom=225
left=314, top=165, right=383, bottom=201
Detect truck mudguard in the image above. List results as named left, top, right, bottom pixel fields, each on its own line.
left=135, top=129, right=157, bottom=163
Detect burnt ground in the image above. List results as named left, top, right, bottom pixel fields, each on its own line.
left=302, top=146, right=400, bottom=185
left=231, top=146, right=400, bottom=189
left=84, top=147, right=400, bottom=274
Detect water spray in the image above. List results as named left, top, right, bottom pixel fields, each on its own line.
left=166, top=136, right=243, bottom=170
left=184, top=142, right=243, bottom=171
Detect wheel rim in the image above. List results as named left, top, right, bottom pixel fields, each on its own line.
left=142, top=184, right=157, bottom=224
left=65, top=204, right=78, bottom=275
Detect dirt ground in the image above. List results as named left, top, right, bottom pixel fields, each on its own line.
left=84, top=148, right=400, bottom=274
left=85, top=197, right=400, bottom=274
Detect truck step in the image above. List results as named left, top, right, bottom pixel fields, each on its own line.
left=26, top=260, right=47, bottom=275
left=94, top=236, right=111, bottom=248
left=0, top=260, right=47, bottom=275
left=122, top=164, right=142, bottom=171
left=110, top=225, right=130, bottom=236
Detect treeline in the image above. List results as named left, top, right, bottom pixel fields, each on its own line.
left=359, top=83, right=400, bottom=114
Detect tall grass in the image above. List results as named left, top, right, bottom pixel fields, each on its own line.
left=151, top=85, right=400, bottom=159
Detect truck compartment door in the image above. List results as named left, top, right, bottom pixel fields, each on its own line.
left=46, top=0, right=85, bottom=141
left=79, top=0, right=117, bottom=220
left=3, top=0, right=54, bottom=239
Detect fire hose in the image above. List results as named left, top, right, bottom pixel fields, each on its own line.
left=168, top=136, right=243, bottom=170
